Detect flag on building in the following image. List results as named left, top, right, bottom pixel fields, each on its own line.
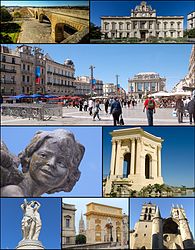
left=35, top=66, right=41, bottom=84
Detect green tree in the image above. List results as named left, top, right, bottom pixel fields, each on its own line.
left=184, top=28, right=195, bottom=38
left=90, top=22, right=102, bottom=39
left=0, top=7, right=13, bottom=22
left=76, top=234, right=86, bottom=244
left=13, top=11, right=22, bottom=18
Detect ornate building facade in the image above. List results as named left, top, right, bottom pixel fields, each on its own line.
left=62, top=203, right=76, bottom=246
left=45, top=56, right=76, bottom=96
left=85, top=202, right=128, bottom=246
left=188, top=45, right=195, bottom=88
left=0, top=45, right=76, bottom=96
left=130, top=203, right=194, bottom=249
left=0, top=46, right=21, bottom=96
left=101, top=1, right=184, bottom=40
left=104, top=128, right=164, bottom=196
left=128, top=72, right=166, bottom=99
left=187, top=11, right=195, bottom=30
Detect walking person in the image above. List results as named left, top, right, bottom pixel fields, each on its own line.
left=88, top=98, right=93, bottom=116
left=83, top=100, right=88, bottom=111
left=79, top=99, right=83, bottom=111
left=110, top=97, right=122, bottom=126
left=143, top=96, right=156, bottom=126
left=187, top=96, right=195, bottom=124
left=104, top=99, right=109, bottom=114
left=93, top=100, right=101, bottom=121
left=175, top=97, right=184, bottom=123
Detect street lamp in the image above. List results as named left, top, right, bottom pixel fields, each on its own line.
left=89, top=65, right=95, bottom=97
left=116, top=74, right=119, bottom=96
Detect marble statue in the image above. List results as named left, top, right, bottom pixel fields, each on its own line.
left=1, top=129, right=85, bottom=197
left=21, top=199, right=42, bottom=240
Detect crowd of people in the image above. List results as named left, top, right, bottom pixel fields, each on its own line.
left=74, top=94, right=195, bottom=126
left=1, top=93, right=194, bottom=125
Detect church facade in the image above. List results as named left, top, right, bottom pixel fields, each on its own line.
left=101, top=1, right=184, bottom=40
left=130, top=203, right=194, bottom=249
left=104, top=127, right=164, bottom=196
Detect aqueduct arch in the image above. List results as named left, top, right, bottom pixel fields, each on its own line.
left=28, top=7, right=89, bottom=43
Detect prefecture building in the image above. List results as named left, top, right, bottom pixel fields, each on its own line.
left=101, top=1, right=184, bottom=40
left=130, top=203, right=194, bottom=249
left=187, top=11, right=195, bottom=30
left=62, top=203, right=76, bottom=246
left=85, top=202, right=128, bottom=247
left=104, top=127, right=164, bottom=196
left=128, top=72, right=166, bottom=99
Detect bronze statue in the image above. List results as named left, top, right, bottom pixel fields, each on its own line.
left=1, top=129, right=85, bottom=197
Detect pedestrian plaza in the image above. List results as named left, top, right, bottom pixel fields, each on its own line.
left=1, top=102, right=192, bottom=126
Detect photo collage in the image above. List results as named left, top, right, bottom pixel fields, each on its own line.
left=0, top=0, right=195, bottom=249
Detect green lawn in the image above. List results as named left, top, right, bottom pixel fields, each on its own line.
left=1, top=22, right=22, bottom=43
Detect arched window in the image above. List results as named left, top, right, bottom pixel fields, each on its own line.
left=149, top=208, right=152, bottom=213
left=144, top=214, right=147, bottom=220
left=123, top=153, right=131, bottom=178
left=148, top=214, right=151, bottom=220
left=145, top=208, right=148, bottom=213
left=145, top=154, right=152, bottom=179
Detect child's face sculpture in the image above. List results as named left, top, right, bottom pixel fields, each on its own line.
left=29, top=138, right=70, bottom=188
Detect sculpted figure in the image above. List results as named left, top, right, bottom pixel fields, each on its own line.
left=1, top=129, right=85, bottom=197
left=21, top=199, right=42, bottom=240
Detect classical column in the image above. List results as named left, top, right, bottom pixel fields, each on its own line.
left=135, top=137, right=141, bottom=175
left=115, top=140, right=122, bottom=177
left=110, top=140, right=117, bottom=176
left=157, top=145, right=162, bottom=177
left=130, top=138, right=135, bottom=175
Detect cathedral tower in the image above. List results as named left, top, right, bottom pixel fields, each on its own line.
left=131, top=202, right=156, bottom=249
left=178, top=207, right=194, bottom=249
left=79, top=213, right=86, bottom=236
left=152, top=206, right=163, bottom=249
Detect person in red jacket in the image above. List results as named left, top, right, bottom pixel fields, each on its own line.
left=143, top=96, right=156, bottom=126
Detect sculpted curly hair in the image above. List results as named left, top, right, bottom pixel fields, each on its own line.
left=18, top=129, right=85, bottom=194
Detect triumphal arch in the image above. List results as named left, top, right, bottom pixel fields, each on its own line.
left=104, top=127, right=164, bottom=195
left=85, top=202, right=127, bottom=246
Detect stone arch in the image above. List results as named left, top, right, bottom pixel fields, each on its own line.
left=39, top=13, right=51, bottom=24
left=145, top=154, right=152, bottom=179
left=95, top=224, right=101, bottom=242
left=123, top=153, right=131, bottom=178
left=105, top=223, right=113, bottom=242
left=116, top=226, right=121, bottom=242
left=54, top=22, right=78, bottom=43
left=35, top=11, right=38, bottom=19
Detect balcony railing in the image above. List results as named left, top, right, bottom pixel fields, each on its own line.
left=0, top=68, right=16, bottom=73
left=1, top=80, right=16, bottom=84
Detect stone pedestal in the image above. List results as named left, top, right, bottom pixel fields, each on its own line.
left=16, top=240, right=45, bottom=250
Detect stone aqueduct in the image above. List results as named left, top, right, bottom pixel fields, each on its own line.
left=27, top=8, right=89, bottom=43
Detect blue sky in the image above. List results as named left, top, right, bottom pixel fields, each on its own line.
left=130, top=198, right=195, bottom=237
left=62, top=198, right=129, bottom=234
left=103, top=126, right=195, bottom=187
left=1, top=126, right=102, bottom=197
left=1, top=198, right=61, bottom=249
left=5, top=44, right=193, bottom=92
left=2, top=1, right=89, bottom=7
left=91, top=0, right=195, bottom=28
